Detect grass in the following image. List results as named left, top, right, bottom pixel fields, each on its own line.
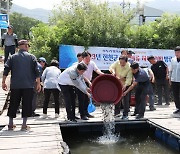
left=0, top=49, right=3, bottom=56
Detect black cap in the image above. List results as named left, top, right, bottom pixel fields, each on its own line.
left=174, top=46, right=180, bottom=51
left=147, top=55, right=155, bottom=61
left=7, top=25, right=13, bottom=29
left=127, top=50, right=135, bottom=54
left=130, top=62, right=139, bottom=69
left=140, top=65, right=148, bottom=68
left=18, top=40, right=29, bottom=46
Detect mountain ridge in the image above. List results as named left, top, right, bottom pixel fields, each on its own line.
left=10, top=1, right=180, bottom=23
left=10, top=4, right=52, bottom=23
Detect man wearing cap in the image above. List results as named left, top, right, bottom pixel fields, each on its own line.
left=147, top=55, right=170, bottom=105
left=127, top=50, right=135, bottom=64
left=169, top=46, right=180, bottom=114
left=38, top=57, right=47, bottom=73
left=1, top=25, right=18, bottom=63
left=2, top=40, right=41, bottom=130
left=123, top=62, right=150, bottom=119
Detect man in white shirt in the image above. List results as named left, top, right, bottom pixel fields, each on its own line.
left=169, top=46, right=180, bottom=114
left=58, top=63, right=91, bottom=122
left=81, top=51, right=104, bottom=118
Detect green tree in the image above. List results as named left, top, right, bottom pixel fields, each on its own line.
left=31, top=0, right=136, bottom=61
left=9, top=12, right=42, bottom=40
left=30, top=23, right=60, bottom=62
left=50, top=0, right=135, bottom=48
left=30, top=0, right=180, bottom=61
left=150, top=14, right=180, bottom=49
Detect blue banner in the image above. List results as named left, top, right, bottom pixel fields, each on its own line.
left=59, top=45, right=175, bottom=70
left=0, top=20, right=8, bottom=29
left=0, top=14, right=8, bottom=21
left=59, top=45, right=78, bottom=68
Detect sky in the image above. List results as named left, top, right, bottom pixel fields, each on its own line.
left=12, top=0, right=155, bottom=10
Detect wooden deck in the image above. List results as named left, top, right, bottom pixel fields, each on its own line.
left=0, top=103, right=180, bottom=154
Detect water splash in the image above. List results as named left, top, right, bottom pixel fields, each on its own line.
left=97, top=103, right=120, bottom=144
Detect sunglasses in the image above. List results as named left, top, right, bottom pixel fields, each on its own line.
left=25, top=44, right=30, bottom=47
left=19, top=44, right=30, bottom=47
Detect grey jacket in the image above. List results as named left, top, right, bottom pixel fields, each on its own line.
left=58, top=65, right=88, bottom=94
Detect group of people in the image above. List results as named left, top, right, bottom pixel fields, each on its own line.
left=1, top=25, right=180, bottom=130
left=110, top=48, right=180, bottom=119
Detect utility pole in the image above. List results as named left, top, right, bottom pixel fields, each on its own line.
left=7, top=0, right=9, bottom=24
left=120, top=0, right=130, bottom=14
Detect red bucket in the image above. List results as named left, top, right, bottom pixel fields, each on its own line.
left=130, top=95, right=149, bottom=106
left=91, top=74, right=123, bottom=105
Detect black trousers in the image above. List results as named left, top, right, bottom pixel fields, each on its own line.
left=76, top=88, right=85, bottom=117
left=156, top=79, right=169, bottom=104
left=84, top=94, right=89, bottom=115
left=7, top=88, right=34, bottom=118
left=4, top=45, right=16, bottom=63
left=43, top=89, right=60, bottom=114
left=171, top=82, right=180, bottom=109
left=134, top=83, right=149, bottom=116
left=83, top=82, right=90, bottom=115
left=60, top=85, right=76, bottom=120
left=32, top=88, right=38, bottom=112
left=115, top=86, right=130, bottom=116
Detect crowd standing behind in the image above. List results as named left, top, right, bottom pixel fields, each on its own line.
left=1, top=32, right=180, bottom=126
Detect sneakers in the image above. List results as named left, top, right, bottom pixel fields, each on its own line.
left=21, top=125, right=30, bottom=131
left=115, top=113, right=121, bottom=117
left=155, top=103, right=162, bottom=105
left=173, top=109, right=180, bottom=114
left=136, top=115, right=144, bottom=119
left=42, top=114, right=48, bottom=119
left=81, top=116, right=89, bottom=120
left=55, top=113, right=59, bottom=118
left=16, top=109, right=21, bottom=114
left=121, top=115, right=129, bottom=120
left=86, top=114, right=94, bottom=118
left=32, top=112, right=40, bottom=117
left=131, top=113, right=137, bottom=116
left=67, top=119, right=77, bottom=122
left=75, top=116, right=80, bottom=119
left=8, top=125, right=16, bottom=131
left=149, top=107, right=156, bottom=111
